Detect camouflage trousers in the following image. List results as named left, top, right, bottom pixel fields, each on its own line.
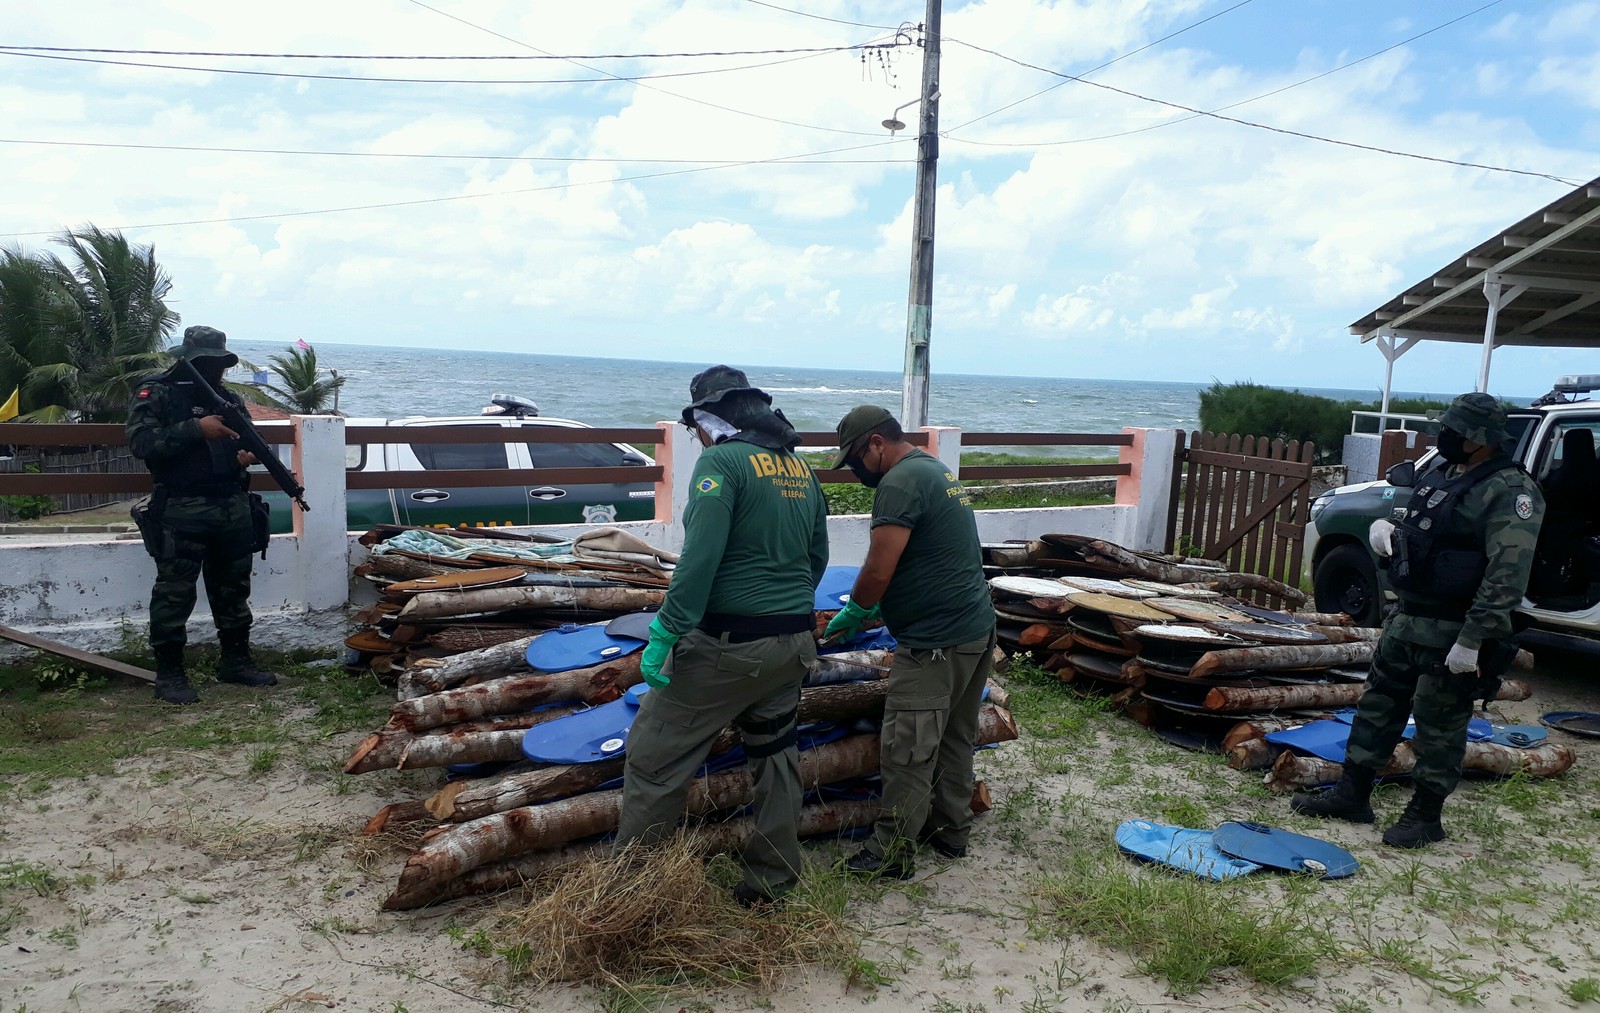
left=147, top=493, right=256, bottom=651
left=1344, top=633, right=1477, bottom=798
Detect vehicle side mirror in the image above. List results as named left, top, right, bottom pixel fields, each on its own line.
left=1386, top=460, right=1417, bottom=488
left=620, top=451, right=649, bottom=466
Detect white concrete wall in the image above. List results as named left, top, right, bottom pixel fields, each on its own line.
left=1, top=422, right=1179, bottom=653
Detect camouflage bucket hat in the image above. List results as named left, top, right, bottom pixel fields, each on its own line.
left=172, top=325, right=238, bottom=367
left=680, top=365, right=769, bottom=426
left=1438, top=391, right=1509, bottom=445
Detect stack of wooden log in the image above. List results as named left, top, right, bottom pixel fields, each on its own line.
left=346, top=525, right=680, bottom=679
left=985, top=534, right=1569, bottom=785
left=344, top=526, right=1022, bottom=909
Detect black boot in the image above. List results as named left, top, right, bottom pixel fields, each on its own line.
left=1382, top=789, right=1447, bottom=849
left=1290, top=764, right=1376, bottom=824
left=153, top=644, right=198, bottom=706
left=217, top=630, right=278, bottom=687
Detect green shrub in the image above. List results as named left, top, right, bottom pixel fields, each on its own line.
left=0, top=464, right=54, bottom=521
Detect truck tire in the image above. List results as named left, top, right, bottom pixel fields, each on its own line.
left=1313, top=543, right=1382, bottom=628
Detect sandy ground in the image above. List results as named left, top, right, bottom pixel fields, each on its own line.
left=6, top=657, right=1600, bottom=1013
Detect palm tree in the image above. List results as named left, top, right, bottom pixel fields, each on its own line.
left=0, top=226, right=179, bottom=422
left=263, top=344, right=345, bottom=415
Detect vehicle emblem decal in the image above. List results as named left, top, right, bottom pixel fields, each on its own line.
left=1515, top=493, right=1534, bottom=520
left=582, top=503, right=619, bottom=524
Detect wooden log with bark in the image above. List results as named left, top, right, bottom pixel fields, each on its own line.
left=1081, top=539, right=1308, bottom=607
left=1205, top=677, right=1530, bottom=714
left=1020, top=623, right=1073, bottom=648
left=1190, top=643, right=1376, bottom=681
left=1263, top=737, right=1575, bottom=793
left=390, top=656, right=643, bottom=732
left=1306, top=625, right=1382, bottom=644
left=383, top=704, right=1018, bottom=909
left=1226, top=737, right=1283, bottom=771
left=344, top=708, right=579, bottom=774
left=398, top=585, right=665, bottom=621
left=365, top=553, right=472, bottom=582
left=401, top=635, right=541, bottom=698
left=1220, top=715, right=1331, bottom=753
left=416, top=799, right=884, bottom=906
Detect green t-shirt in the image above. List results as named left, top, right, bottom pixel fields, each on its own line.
left=871, top=449, right=995, bottom=649
left=656, top=440, right=829, bottom=635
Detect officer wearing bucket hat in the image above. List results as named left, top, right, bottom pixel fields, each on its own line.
left=614, top=365, right=828, bottom=908
left=127, top=326, right=277, bottom=705
left=826, top=405, right=995, bottom=878
left=1293, top=392, right=1543, bottom=848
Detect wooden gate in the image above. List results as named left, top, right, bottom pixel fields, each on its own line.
left=1170, top=432, right=1316, bottom=597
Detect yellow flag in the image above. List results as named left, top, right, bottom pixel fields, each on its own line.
left=0, top=387, right=18, bottom=423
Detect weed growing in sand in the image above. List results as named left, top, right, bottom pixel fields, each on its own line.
left=247, top=744, right=281, bottom=775
left=1569, top=978, right=1600, bottom=1002
left=0, top=860, right=62, bottom=898
left=44, top=924, right=78, bottom=948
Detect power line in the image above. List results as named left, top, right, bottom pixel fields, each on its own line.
left=948, top=0, right=1512, bottom=147
left=405, top=0, right=897, bottom=138
left=0, top=42, right=897, bottom=60
left=0, top=140, right=907, bottom=240
left=948, top=0, right=1259, bottom=133
left=740, top=0, right=900, bottom=31
left=0, top=46, right=879, bottom=85
left=0, top=134, right=911, bottom=165
left=941, top=34, right=1579, bottom=185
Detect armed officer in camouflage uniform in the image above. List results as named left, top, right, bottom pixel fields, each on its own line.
left=1293, top=393, right=1543, bottom=848
left=127, top=326, right=278, bottom=705
left=615, top=366, right=828, bottom=908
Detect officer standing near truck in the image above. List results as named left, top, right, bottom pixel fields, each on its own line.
left=127, top=326, right=277, bottom=705
left=1292, top=392, right=1543, bottom=847
left=615, top=366, right=828, bottom=907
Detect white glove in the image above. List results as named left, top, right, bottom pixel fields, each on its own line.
left=1445, top=642, right=1479, bottom=675
left=1368, top=519, right=1396, bottom=558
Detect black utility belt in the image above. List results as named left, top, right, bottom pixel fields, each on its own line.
left=1398, top=599, right=1470, bottom=622
left=699, top=611, right=813, bottom=643
left=158, top=482, right=244, bottom=498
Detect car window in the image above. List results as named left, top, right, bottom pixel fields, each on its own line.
left=411, top=440, right=508, bottom=471
left=1539, top=419, right=1600, bottom=474
left=526, top=440, right=629, bottom=469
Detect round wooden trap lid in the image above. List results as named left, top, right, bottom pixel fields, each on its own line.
left=1132, top=623, right=1245, bottom=644
left=344, top=630, right=395, bottom=653
left=1207, top=621, right=1329, bottom=646
left=1058, top=576, right=1160, bottom=598
left=385, top=566, right=529, bottom=595
left=1121, top=579, right=1223, bottom=599
left=1063, top=593, right=1172, bottom=622
left=989, top=576, right=1078, bottom=599
left=1145, top=598, right=1255, bottom=624
left=1065, top=651, right=1131, bottom=681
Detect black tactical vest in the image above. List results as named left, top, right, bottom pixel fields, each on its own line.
left=1388, top=455, right=1514, bottom=602
left=143, top=374, right=247, bottom=493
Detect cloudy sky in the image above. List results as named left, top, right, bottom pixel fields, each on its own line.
left=2, top=0, right=1598, bottom=396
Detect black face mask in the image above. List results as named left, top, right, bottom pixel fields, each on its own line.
left=846, top=457, right=883, bottom=488
left=1437, top=428, right=1472, bottom=464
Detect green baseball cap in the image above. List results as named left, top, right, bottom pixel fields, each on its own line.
left=1438, top=391, right=1509, bottom=445
left=172, top=325, right=238, bottom=367
left=832, top=404, right=896, bottom=468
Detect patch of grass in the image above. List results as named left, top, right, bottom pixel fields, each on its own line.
left=0, top=860, right=62, bottom=898
left=1031, top=841, right=1334, bottom=994
left=1569, top=978, right=1600, bottom=1003
left=246, top=745, right=281, bottom=775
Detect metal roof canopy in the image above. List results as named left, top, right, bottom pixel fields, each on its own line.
left=1350, top=174, right=1600, bottom=418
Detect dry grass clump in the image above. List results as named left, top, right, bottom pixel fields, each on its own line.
left=496, top=838, right=852, bottom=996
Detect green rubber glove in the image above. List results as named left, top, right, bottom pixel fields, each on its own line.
left=824, top=599, right=882, bottom=642
left=641, top=617, right=680, bottom=689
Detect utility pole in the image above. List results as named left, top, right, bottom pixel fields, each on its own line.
left=900, top=0, right=941, bottom=430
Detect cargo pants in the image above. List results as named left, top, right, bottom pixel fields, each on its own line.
left=1344, top=633, right=1477, bottom=798
left=616, top=628, right=816, bottom=895
left=865, top=628, right=997, bottom=861
left=148, top=493, right=256, bottom=651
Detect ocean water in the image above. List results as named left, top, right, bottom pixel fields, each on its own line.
left=228, top=340, right=1448, bottom=456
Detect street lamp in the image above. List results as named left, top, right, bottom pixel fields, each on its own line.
left=882, top=98, right=918, bottom=136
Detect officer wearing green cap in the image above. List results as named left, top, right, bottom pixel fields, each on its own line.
left=1293, top=391, right=1543, bottom=847
left=127, top=326, right=278, bottom=705
left=826, top=405, right=996, bottom=879
left=614, top=365, right=828, bottom=908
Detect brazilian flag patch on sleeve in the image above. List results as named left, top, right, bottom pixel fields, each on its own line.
left=695, top=475, right=723, bottom=496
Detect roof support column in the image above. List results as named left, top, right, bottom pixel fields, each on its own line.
left=1376, top=330, right=1422, bottom=429
left=1476, top=275, right=1526, bottom=392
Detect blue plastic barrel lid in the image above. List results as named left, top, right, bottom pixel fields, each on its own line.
left=1114, top=819, right=1262, bottom=882
left=526, top=622, right=643, bottom=673
left=1212, top=820, right=1359, bottom=879
left=624, top=683, right=651, bottom=707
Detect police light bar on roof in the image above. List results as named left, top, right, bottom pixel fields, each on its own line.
left=1553, top=375, right=1600, bottom=394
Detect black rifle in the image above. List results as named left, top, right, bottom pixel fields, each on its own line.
left=174, top=357, right=310, bottom=512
